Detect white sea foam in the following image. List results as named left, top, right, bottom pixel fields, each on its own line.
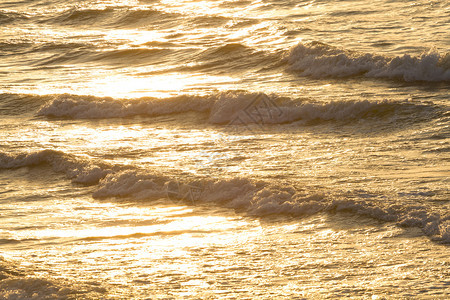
left=93, top=167, right=450, bottom=243
left=287, top=41, right=450, bottom=82
left=37, top=92, right=425, bottom=125
left=92, top=170, right=168, bottom=199
left=0, top=257, right=106, bottom=299
left=208, top=92, right=405, bottom=124
left=37, top=94, right=211, bottom=119
left=0, top=150, right=109, bottom=184
left=2, top=149, right=448, bottom=242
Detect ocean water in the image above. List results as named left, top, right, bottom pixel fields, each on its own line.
left=0, top=0, right=449, bottom=298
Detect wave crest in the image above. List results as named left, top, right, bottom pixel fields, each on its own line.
left=287, top=41, right=450, bottom=82
left=0, top=257, right=107, bottom=299
left=2, top=149, right=449, bottom=243
left=45, top=7, right=177, bottom=28
left=0, top=150, right=109, bottom=184
left=37, top=92, right=436, bottom=127
left=0, top=11, right=28, bottom=25
left=37, top=94, right=212, bottom=119
left=93, top=167, right=450, bottom=243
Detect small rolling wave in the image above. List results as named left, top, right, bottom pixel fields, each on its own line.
left=114, top=8, right=177, bottom=27
left=286, top=41, right=450, bottom=82
left=191, top=15, right=231, bottom=28
left=50, top=7, right=117, bottom=25
left=42, top=7, right=179, bottom=28
left=0, top=41, right=32, bottom=56
left=0, top=93, right=53, bottom=115
left=0, top=150, right=110, bottom=184
left=13, top=40, right=267, bottom=69
left=1, top=149, right=449, bottom=243
left=29, top=42, right=96, bottom=54
left=0, top=11, right=28, bottom=25
left=200, top=43, right=253, bottom=58
left=28, top=5, right=238, bottom=31
left=0, top=41, right=97, bottom=59
left=178, top=44, right=261, bottom=72
left=93, top=48, right=171, bottom=63
left=165, top=43, right=282, bottom=74
left=32, top=46, right=182, bottom=67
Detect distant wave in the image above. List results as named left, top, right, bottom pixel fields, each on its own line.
left=114, top=8, right=178, bottom=27
left=37, top=92, right=438, bottom=126
left=51, top=7, right=116, bottom=25
left=1, top=149, right=449, bottom=243
left=30, top=42, right=96, bottom=54
left=0, top=40, right=99, bottom=60
left=174, top=43, right=281, bottom=73
left=31, top=46, right=182, bottom=67
left=47, top=7, right=177, bottom=27
left=287, top=41, right=450, bottom=82
left=7, top=40, right=265, bottom=69
left=38, top=7, right=234, bottom=29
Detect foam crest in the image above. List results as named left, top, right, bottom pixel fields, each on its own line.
left=2, top=149, right=448, bottom=242
left=0, top=257, right=106, bottom=299
left=93, top=169, right=450, bottom=243
left=37, top=94, right=212, bottom=119
left=287, top=41, right=450, bottom=82
left=93, top=170, right=169, bottom=199
left=0, top=150, right=109, bottom=184
left=38, top=92, right=429, bottom=126
left=209, top=93, right=402, bottom=124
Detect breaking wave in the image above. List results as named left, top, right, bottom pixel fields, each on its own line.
left=94, top=170, right=450, bottom=243
left=287, top=41, right=450, bottom=82
left=36, top=92, right=437, bottom=126
left=1, top=149, right=449, bottom=243
left=0, top=150, right=110, bottom=184
left=37, top=94, right=211, bottom=119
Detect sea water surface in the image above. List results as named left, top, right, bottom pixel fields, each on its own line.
left=0, top=0, right=449, bottom=298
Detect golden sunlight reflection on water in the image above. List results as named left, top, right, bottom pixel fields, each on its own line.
left=26, top=72, right=237, bottom=98
left=1, top=0, right=449, bottom=298
left=4, top=192, right=449, bottom=298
